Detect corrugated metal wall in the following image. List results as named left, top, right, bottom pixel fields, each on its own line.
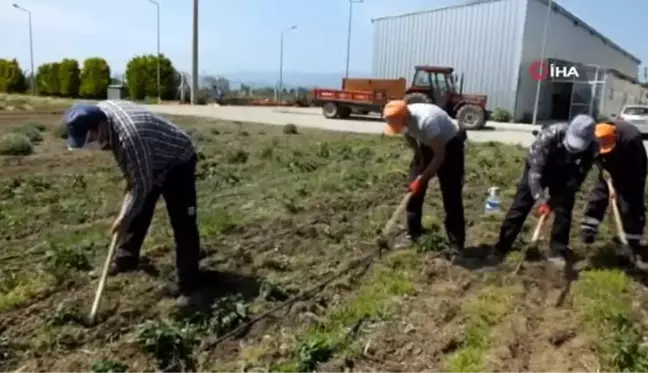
left=371, top=0, right=528, bottom=113
left=516, top=0, right=641, bottom=121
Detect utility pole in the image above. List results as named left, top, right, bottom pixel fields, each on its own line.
left=276, top=25, right=297, bottom=102
left=531, top=0, right=553, bottom=125
left=147, top=0, right=161, bottom=103
left=13, top=3, right=35, bottom=95
left=345, top=0, right=363, bottom=78
left=191, top=0, right=199, bottom=104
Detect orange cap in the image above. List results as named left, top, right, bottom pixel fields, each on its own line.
left=382, top=100, right=409, bottom=135
left=595, top=123, right=616, bottom=154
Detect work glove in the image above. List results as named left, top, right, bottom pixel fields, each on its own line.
left=409, top=175, right=425, bottom=195
left=534, top=198, right=552, bottom=216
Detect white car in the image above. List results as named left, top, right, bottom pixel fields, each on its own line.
left=619, top=105, right=648, bottom=134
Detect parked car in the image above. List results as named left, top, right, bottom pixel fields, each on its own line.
left=619, top=105, right=648, bottom=134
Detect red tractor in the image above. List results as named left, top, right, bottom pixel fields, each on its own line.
left=404, top=65, right=489, bottom=130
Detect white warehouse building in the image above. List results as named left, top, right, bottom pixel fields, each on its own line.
left=371, top=0, right=645, bottom=122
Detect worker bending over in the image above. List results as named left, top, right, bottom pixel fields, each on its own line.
left=382, top=100, right=467, bottom=259
left=63, top=100, right=201, bottom=306
left=490, top=114, right=598, bottom=267
left=581, top=120, right=648, bottom=267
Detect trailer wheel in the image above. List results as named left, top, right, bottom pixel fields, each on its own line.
left=339, top=106, right=351, bottom=119
left=322, top=103, right=339, bottom=119
left=457, top=104, right=486, bottom=130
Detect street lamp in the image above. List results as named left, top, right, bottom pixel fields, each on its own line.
left=345, top=0, right=363, bottom=78
left=147, top=0, right=161, bottom=103
left=191, top=0, right=199, bottom=105
left=13, top=3, right=35, bottom=95
left=531, top=0, right=553, bottom=125
left=276, top=25, right=297, bottom=102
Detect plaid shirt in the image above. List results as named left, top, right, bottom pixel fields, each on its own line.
left=97, top=100, right=195, bottom=224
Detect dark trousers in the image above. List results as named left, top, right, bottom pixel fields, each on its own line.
left=496, top=163, right=576, bottom=253
left=407, top=131, right=466, bottom=249
left=116, top=155, right=201, bottom=290
left=583, top=171, right=645, bottom=246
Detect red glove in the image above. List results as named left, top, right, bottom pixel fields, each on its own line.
left=536, top=202, right=552, bottom=216
left=409, top=176, right=424, bottom=195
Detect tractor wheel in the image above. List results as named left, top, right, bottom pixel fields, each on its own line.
left=404, top=92, right=432, bottom=104
left=322, top=103, right=339, bottom=119
left=457, top=104, right=487, bottom=130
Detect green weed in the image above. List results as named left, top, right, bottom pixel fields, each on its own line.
left=135, top=319, right=196, bottom=371
left=573, top=270, right=648, bottom=371
left=91, top=359, right=129, bottom=373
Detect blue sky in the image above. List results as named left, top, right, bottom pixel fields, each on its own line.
left=1, top=0, right=646, bottom=81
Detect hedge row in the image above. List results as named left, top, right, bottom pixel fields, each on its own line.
left=0, top=54, right=177, bottom=100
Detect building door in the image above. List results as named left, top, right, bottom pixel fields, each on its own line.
left=569, top=82, right=593, bottom=120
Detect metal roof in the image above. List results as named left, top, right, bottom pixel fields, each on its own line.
left=371, top=0, right=641, bottom=65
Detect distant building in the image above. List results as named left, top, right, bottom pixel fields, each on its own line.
left=372, top=0, right=645, bottom=121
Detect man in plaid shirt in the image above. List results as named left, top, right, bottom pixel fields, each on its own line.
left=64, top=100, right=201, bottom=306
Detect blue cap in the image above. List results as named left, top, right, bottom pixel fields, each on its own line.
left=564, top=114, right=595, bottom=153
left=63, top=104, right=106, bottom=149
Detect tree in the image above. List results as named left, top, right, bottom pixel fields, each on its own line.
left=125, top=54, right=177, bottom=100
left=0, top=59, right=27, bottom=93
left=79, top=57, right=111, bottom=99
left=58, top=58, right=81, bottom=98
left=35, top=62, right=61, bottom=96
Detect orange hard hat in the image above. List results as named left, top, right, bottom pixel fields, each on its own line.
left=382, top=100, right=409, bottom=135
left=595, top=123, right=616, bottom=154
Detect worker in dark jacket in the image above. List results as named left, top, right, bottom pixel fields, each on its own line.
left=581, top=120, right=648, bottom=267
left=489, top=114, right=598, bottom=267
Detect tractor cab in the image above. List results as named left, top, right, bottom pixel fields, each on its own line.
left=404, top=65, right=488, bottom=130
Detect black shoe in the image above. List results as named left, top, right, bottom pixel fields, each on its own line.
left=484, top=248, right=507, bottom=266
left=89, top=259, right=138, bottom=278
left=632, top=247, right=648, bottom=270
left=165, top=282, right=203, bottom=308
left=548, top=247, right=576, bottom=270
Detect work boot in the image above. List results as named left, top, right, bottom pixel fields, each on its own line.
left=89, top=258, right=138, bottom=279
left=164, top=282, right=203, bottom=308
left=630, top=242, right=648, bottom=270
left=547, top=247, right=576, bottom=271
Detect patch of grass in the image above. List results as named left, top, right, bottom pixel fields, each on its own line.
left=444, top=286, right=516, bottom=372
left=0, top=274, right=50, bottom=312
left=270, top=250, right=420, bottom=371
left=0, top=133, right=33, bottom=156
left=573, top=270, right=648, bottom=371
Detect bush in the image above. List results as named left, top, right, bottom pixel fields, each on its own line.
left=54, top=123, right=69, bottom=139
left=491, top=108, right=512, bottom=123
left=125, top=54, right=178, bottom=100
left=58, top=59, right=81, bottom=98
left=0, top=59, right=27, bottom=93
left=79, top=57, right=111, bottom=99
left=35, top=62, right=61, bottom=96
left=283, top=123, right=299, bottom=134
left=9, top=125, right=43, bottom=142
left=0, top=133, right=33, bottom=156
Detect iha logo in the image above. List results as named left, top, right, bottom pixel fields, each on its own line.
left=529, top=60, right=580, bottom=81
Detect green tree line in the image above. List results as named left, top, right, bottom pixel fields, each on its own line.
left=0, top=54, right=177, bottom=100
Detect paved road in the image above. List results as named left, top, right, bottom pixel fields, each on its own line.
left=146, top=104, right=546, bottom=147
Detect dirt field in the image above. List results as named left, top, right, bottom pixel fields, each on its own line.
left=2, top=103, right=648, bottom=372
